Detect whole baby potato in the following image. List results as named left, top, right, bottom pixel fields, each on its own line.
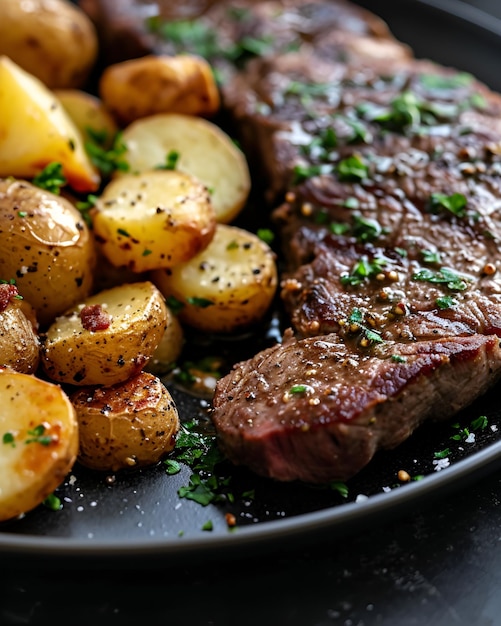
left=0, top=0, right=98, bottom=89
left=99, top=54, right=220, bottom=127
left=0, top=283, right=40, bottom=375
left=70, top=371, right=180, bottom=472
left=0, top=178, right=96, bottom=328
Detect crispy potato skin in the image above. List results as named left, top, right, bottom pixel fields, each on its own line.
left=70, top=371, right=180, bottom=472
left=0, top=290, right=40, bottom=375
left=41, top=281, right=168, bottom=386
left=0, top=367, right=79, bottom=522
left=0, top=178, right=96, bottom=328
left=99, top=54, right=221, bottom=126
left=0, top=0, right=98, bottom=89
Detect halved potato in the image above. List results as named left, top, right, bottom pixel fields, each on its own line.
left=0, top=367, right=79, bottom=522
left=146, top=309, right=185, bottom=377
left=0, top=178, right=97, bottom=328
left=41, top=281, right=168, bottom=386
left=54, top=89, right=119, bottom=148
left=119, top=113, right=251, bottom=223
left=0, top=56, right=100, bottom=192
left=151, top=224, right=278, bottom=334
left=0, top=283, right=40, bottom=374
left=99, top=54, right=220, bottom=127
left=70, top=371, right=179, bottom=472
left=92, top=169, right=216, bottom=273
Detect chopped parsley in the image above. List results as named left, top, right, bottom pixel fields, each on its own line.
left=412, top=267, right=469, bottom=291
left=340, top=255, right=387, bottom=287
left=32, top=162, right=66, bottom=194
left=346, top=307, right=384, bottom=346
left=430, top=192, right=467, bottom=218
left=156, top=150, right=180, bottom=170
left=85, top=130, right=130, bottom=177
left=336, top=154, right=369, bottom=182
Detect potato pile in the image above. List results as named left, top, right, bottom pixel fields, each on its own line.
left=0, top=0, right=278, bottom=521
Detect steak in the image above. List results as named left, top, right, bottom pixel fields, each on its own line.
left=211, top=5, right=501, bottom=483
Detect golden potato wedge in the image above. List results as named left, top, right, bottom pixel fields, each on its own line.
left=70, top=371, right=179, bottom=472
left=0, top=56, right=100, bottom=193
left=0, top=178, right=97, bottom=328
left=0, top=283, right=40, bottom=374
left=0, top=0, right=98, bottom=89
left=151, top=224, right=278, bottom=334
left=0, top=367, right=79, bottom=522
left=41, top=281, right=168, bottom=386
left=119, top=113, right=251, bottom=223
left=54, top=89, right=119, bottom=148
left=99, top=54, right=220, bottom=127
left=92, top=169, right=216, bottom=273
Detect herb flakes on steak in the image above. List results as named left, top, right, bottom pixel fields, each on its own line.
left=211, top=2, right=501, bottom=484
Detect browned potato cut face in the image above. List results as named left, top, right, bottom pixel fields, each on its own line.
left=0, top=368, right=79, bottom=522
left=70, top=371, right=180, bottom=472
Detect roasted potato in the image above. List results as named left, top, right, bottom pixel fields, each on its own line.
left=99, top=54, right=220, bottom=127
left=119, top=113, right=251, bottom=223
left=0, top=283, right=40, bottom=375
left=92, top=169, right=216, bottom=273
left=41, top=281, right=168, bottom=386
left=0, top=0, right=98, bottom=89
left=0, top=178, right=97, bottom=328
left=54, top=89, right=119, bottom=148
left=146, top=308, right=185, bottom=376
left=151, top=224, right=278, bottom=334
left=0, top=56, right=100, bottom=193
left=0, top=367, right=79, bottom=522
left=70, top=371, right=179, bottom=472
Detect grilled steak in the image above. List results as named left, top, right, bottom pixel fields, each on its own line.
left=211, top=7, right=501, bottom=483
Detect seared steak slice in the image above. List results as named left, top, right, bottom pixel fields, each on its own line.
left=79, top=0, right=408, bottom=77
left=211, top=7, right=501, bottom=483
left=212, top=330, right=501, bottom=483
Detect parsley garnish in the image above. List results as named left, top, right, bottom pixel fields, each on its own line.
left=25, top=424, right=52, bottom=446
left=430, top=192, right=467, bottom=218
left=412, top=267, right=469, bottom=291
left=346, top=308, right=384, bottom=345
left=187, top=296, right=215, bottom=308
left=156, top=150, right=180, bottom=170
left=336, top=154, right=369, bottom=182
left=85, top=131, right=130, bottom=177
left=341, top=255, right=387, bottom=287
left=32, top=162, right=66, bottom=194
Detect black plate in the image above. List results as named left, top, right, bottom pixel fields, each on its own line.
left=3, top=0, right=501, bottom=567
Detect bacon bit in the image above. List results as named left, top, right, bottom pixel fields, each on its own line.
left=225, top=512, right=237, bottom=528
left=80, top=304, right=112, bottom=331
left=0, top=283, right=19, bottom=312
left=483, top=262, right=497, bottom=276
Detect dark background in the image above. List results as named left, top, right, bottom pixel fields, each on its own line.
left=3, top=1, right=501, bottom=625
